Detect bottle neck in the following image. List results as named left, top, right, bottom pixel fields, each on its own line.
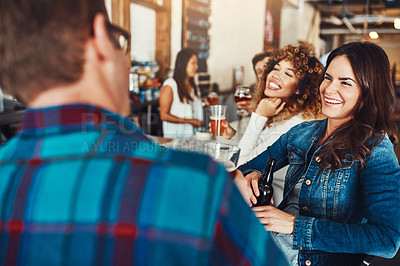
left=260, top=159, right=276, bottom=186
left=264, top=167, right=274, bottom=186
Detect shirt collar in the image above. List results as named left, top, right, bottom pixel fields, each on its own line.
left=19, top=104, right=146, bottom=139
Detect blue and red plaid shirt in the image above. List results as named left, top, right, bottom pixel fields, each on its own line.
left=0, top=104, right=287, bottom=265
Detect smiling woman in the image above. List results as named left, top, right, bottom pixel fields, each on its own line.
left=263, top=59, right=300, bottom=99
left=319, top=55, right=361, bottom=129
left=159, top=48, right=204, bottom=138
left=318, top=41, right=396, bottom=168
left=252, top=42, right=324, bottom=126
left=235, top=42, right=400, bottom=265
left=224, top=43, right=324, bottom=205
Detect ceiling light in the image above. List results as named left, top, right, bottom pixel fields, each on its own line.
left=369, top=31, right=379, bottom=39
left=395, top=18, right=400, bottom=30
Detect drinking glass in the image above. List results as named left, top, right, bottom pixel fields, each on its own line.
left=209, top=105, right=227, bottom=136
left=234, top=85, right=252, bottom=115
left=206, top=92, right=219, bottom=106
left=204, top=142, right=241, bottom=172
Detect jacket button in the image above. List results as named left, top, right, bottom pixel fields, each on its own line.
left=315, top=157, right=321, bottom=162
left=305, top=260, right=312, bottom=265
left=299, top=246, right=303, bottom=250
left=305, top=180, right=311, bottom=185
left=302, top=206, right=308, bottom=211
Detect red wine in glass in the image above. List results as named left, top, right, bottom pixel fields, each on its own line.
left=234, top=85, right=252, bottom=114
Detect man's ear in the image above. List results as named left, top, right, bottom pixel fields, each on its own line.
left=91, top=13, right=113, bottom=60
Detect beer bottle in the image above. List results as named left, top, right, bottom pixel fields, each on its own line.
left=252, top=157, right=276, bottom=207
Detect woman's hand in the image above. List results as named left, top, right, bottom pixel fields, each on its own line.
left=252, top=205, right=295, bottom=234
left=237, top=100, right=257, bottom=115
left=189, top=118, right=204, bottom=127
left=222, top=121, right=236, bottom=139
left=255, top=97, right=286, bottom=118
left=207, top=120, right=236, bottom=139
left=160, top=86, right=205, bottom=128
left=234, top=170, right=295, bottom=234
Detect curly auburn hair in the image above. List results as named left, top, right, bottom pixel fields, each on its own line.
left=253, top=42, right=324, bottom=124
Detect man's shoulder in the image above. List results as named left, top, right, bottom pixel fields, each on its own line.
left=138, top=146, right=225, bottom=178
left=92, top=134, right=226, bottom=178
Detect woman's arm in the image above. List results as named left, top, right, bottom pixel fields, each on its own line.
left=237, top=113, right=268, bottom=165
left=159, top=85, right=203, bottom=127
left=238, top=126, right=291, bottom=176
left=237, top=98, right=286, bottom=165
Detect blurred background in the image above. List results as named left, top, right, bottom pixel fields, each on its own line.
left=103, top=0, right=400, bottom=92
left=2, top=0, right=400, bottom=145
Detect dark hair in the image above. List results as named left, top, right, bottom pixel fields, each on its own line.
left=319, top=42, right=396, bottom=168
left=252, top=50, right=275, bottom=74
left=173, top=48, right=198, bottom=103
left=253, top=43, right=324, bottom=123
left=0, top=0, right=108, bottom=103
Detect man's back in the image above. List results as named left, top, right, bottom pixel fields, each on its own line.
left=0, top=104, right=286, bottom=265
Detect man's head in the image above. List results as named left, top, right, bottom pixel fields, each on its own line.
left=0, top=0, right=131, bottom=115
left=252, top=50, right=274, bottom=80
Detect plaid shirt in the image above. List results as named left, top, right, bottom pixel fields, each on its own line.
left=0, top=104, right=287, bottom=266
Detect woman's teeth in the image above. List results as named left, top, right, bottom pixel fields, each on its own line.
left=269, top=82, right=280, bottom=89
left=325, top=98, right=342, bottom=104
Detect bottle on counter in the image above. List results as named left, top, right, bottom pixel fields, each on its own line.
left=252, top=157, right=276, bottom=207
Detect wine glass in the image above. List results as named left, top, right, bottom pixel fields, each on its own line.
left=206, top=91, right=219, bottom=106
left=234, top=85, right=252, bottom=115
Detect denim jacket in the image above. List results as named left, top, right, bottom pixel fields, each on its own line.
left=238, top=119, right=400, bottom=265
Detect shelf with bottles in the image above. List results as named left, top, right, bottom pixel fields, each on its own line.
left=131, top=82, right=161, bottom=104
left=130, top=61, right=162, bottom=103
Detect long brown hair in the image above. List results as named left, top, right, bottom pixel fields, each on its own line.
left=173, top=48, right=199, bottom=103
left=253, top=43, right=324, bottom=124
left=318, top=42, right=396, bottom=169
